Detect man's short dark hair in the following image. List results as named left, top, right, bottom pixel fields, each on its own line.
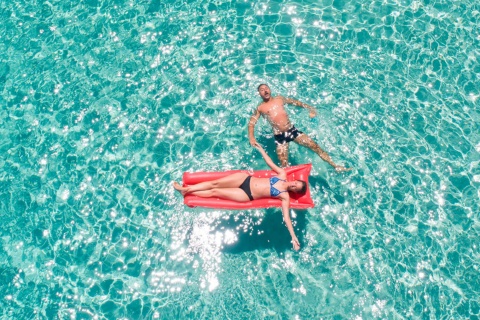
left=257, top=84, right=268, bottom=91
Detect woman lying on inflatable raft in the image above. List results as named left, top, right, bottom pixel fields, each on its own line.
left=173, top=143, right=308, bottom=251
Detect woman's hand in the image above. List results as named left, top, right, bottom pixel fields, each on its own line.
left=292, top=236, right=300, bottom=251
left=253, top=143, right=265, bottom=153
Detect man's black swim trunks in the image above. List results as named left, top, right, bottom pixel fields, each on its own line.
left=274, top=126, right=303, bottom=145
left=239, top=176, right=254, bottom=201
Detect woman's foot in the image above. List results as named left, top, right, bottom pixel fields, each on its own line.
left=173, top=182, right=187, bottom=196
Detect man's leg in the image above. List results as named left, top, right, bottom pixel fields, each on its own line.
left=294, top=134, right=350, bottom=171
left=275, top=143, right=289, bottom=167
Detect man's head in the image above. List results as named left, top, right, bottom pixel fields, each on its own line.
left=257, top=84, right=271, bottom=101
left=288, top=180, right=307, bottom=194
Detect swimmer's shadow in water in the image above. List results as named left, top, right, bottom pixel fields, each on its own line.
left=214, top=208, right=308, bottom=253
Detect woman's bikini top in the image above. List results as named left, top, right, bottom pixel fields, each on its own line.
left=270, top=176, right=287, bottom=197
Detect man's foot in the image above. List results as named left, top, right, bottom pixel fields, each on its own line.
left=173, top=182, right=187, bottom=196
left=335, top=165, right=352, bottom=172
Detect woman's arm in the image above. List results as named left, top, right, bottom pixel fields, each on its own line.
left=254, top=143, right=285, bottom=175
left=281, top=197, right=300, bottom=251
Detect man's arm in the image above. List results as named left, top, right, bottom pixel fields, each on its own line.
left=282, top=96, right=316, bottom=118
left=248, top=109, right=261, bottom=146
left=281, top=197, right=300, bottom=251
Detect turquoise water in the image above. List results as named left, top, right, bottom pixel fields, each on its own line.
left=1, top=0, right=479, bottom=318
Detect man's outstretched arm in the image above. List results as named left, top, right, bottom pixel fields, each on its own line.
left=248, top=109, right=261, bottom=146
left=282, top=96, right=317, bottom=118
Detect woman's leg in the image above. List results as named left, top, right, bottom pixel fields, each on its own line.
left=189, top=188, right=251, bottom=202
left=173, top=172, right=249, bottom=195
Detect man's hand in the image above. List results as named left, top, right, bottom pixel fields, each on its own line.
left=249, top=138, right=257, bottom=147
left=309, top=110, right=316, bottom=118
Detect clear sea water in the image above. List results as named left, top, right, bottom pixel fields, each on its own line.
left=1, top=0, right=479, bottom=319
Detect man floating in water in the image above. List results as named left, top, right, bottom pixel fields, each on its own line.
left=248, top=84, right=351, bottom=172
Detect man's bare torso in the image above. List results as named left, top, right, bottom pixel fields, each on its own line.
left=257, top=96, right=292, bottom=134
